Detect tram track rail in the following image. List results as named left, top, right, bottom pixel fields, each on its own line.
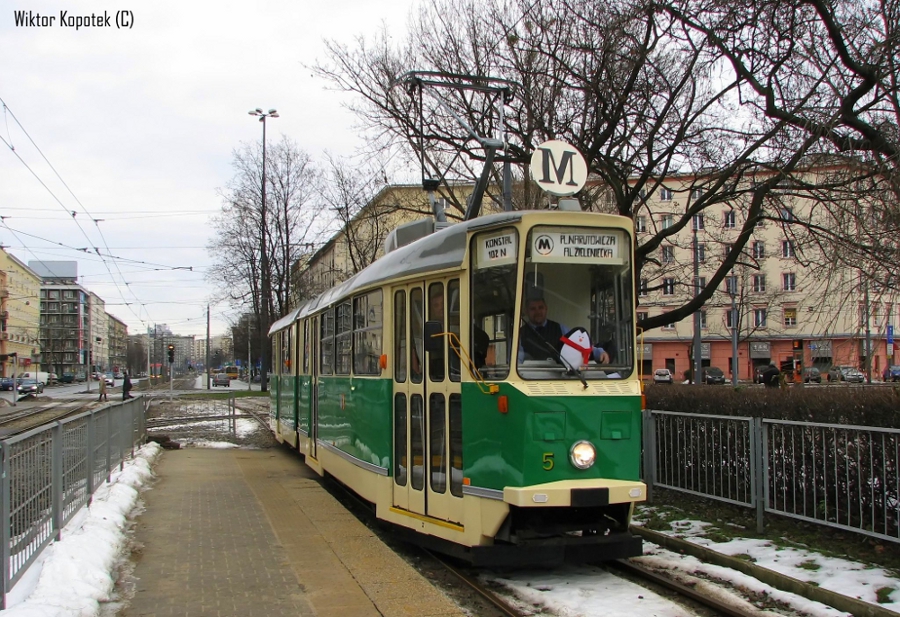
left=0, top=399, right=99, bottom=436
left=423, top=549, right=529, bottom=617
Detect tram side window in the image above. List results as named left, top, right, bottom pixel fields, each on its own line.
left=394, top=290, right=407, bottom=382
left=302, top=320, right=310, bottom=375
left=449, top=394, right=463, bottom=497
left=447, top=279, right=461, bottom=382
left=394, top=393, right=407, bottom=486
left=410, top=288, right=424, bottom=384
left=428, top=283, right=445, bottom=382
left=471, top=228, right=517, bottom=380
left=335, top=301, right=352, bottom=375
left=320, top=310, right=334, bottom=375
left=353, top=290, right=383, bottom=375
left=281, top=329, right=291, bottom=374
left=429, top=393, right=446, bottom=493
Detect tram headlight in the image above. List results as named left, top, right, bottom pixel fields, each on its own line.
left=569, top=440, right=596, bottom=469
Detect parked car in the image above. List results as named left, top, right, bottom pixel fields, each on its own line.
left=47, top=373, right=58, bottom=385
left=882, top=365, right=900, bottom=382
left=702, top=366, right=726, bottom=385
left=653, top=368, right=673, bottom=384
left=0, top=377, right=15, bottom=391
left=801, top=367, right=822, bottom=383
left=59, top=373, right=75, bottom=384
left=212, top=373, right=231, bottom=387
left=104, top=373, right=115, bottom=387
left=17, top=379, right=44, bottom=395
left=828, top=366, right=865, bottom=383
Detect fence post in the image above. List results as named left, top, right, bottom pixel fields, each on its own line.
left=642, top=410, right=656, bottom=503
left=1, top=443, right=9, bottom=609
left=51, top=422, right=63, bottom=541
left=87, top=410, right=95, bottom=504
left=753, top=417, right=766, bottom=534
left=106, top=408, right=112, bottom=483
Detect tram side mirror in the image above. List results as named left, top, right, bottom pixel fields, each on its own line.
left=424, top=321, right=443, bottom=353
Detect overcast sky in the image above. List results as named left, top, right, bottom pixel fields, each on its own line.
left=1, top=0, right=415, bottom=338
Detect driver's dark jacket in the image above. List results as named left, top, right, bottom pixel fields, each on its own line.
left=520, top=320, right=564, bottom=360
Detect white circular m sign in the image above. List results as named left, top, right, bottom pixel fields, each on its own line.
left=529, top=140, right=588, bottom=196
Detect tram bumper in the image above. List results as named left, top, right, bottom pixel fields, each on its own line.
left=502, top=478, right=646, bottom=507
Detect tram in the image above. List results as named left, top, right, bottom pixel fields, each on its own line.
left=269, top=209, right=646, bottom=565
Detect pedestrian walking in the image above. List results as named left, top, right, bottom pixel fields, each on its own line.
left=122, top=372, right=134, bottom=400
left=762, top=362, right=780, bottom=388
left=97, top=377, right=108, bottom=402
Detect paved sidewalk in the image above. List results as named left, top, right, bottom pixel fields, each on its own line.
left=122, top=448, right=465, bottom=617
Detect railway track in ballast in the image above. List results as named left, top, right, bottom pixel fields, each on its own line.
left=428, top=549, right=768, bottom=617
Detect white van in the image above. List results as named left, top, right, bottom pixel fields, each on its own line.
left=20, top=371, right=51, bottom=386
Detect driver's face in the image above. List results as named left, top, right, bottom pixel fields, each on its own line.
left=526, top=300, right=547, bottom=326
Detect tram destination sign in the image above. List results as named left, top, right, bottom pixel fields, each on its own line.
left=476, top=229, right=518, bottom=268
left=531, top=228, right=624, bottom=264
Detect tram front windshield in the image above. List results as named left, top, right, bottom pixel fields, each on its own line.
left=471, top=225, right=634, bottom=381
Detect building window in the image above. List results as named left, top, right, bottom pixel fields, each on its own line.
left=692, top=214, right=704, bottom=230
left=697, top=243, right=706, bottom=263
left=64, top=290, right=74, bottom=299
left=726, top=308, right=738, bottom=328
left=659, top=186, right=673, bottom=201
left=753, top=275, right=766, bottom=293
left=723, top=243, right=734, bottom=259
left=636, top=216, right=647, bottom=233
left=49, top=290, right=59, bottom=300
left=639, top=279, right=648, bottom=297
left=724, top=210, right=736, bottom=228
left=663, top=278, right=676, bottom=295
left=752, top=241, right=765, bottom=259
left=696, top=276, right=707, bottom=290
left=784, top=307, right=797, bottom=327
left=662, top=245, right=674, bottom=263
left=699, top=310, right=707, bottom=329
left=724, top=275, right=738, bottom=295
left=661, top=214, right=674, bottom=229
left=783, top=272, right=796, bottom=291
left=754, top=308, right=768, bottom=327
left=691, top=188, right=704, bottom=200
left=637, top=311, right=648, bottom=322
left=40, top=290, right=47, bottom=299
left=780, top=207, right=795, bottom=221
left=662, top=322, right=676, bottom=330
left=782, top=240, right=795, bottom=258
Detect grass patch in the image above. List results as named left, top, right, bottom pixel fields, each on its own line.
left=797, top=559, right=821, bottom=571
left=876, top=587, right=895, bottom=604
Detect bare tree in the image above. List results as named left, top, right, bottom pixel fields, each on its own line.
left=313, top=0, right=900, bottom=334
left=208, top=137, right=322, bottom=377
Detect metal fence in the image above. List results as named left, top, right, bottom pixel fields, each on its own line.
left=644, top=410, right=900, bottom=544
left=0, top=397, right=147, bottom=608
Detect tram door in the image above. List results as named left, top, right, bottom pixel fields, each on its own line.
left=392, top=280, right=463, bottom=524
left=309, top=315, right=319, bottom=460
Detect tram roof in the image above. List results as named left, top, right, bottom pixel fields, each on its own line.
left=269, top=210, right=629, bottom=334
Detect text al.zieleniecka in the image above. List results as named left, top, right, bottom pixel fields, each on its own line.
left=13, top=10, right=134, bottom=30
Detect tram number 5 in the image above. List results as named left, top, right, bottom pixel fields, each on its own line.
left=542, top=452, right=554, bottom=470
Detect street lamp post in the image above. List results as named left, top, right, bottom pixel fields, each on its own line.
left=248, top=107, right=279, bottom=392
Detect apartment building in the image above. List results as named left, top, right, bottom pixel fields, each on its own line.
left=0, top=250, right=42, bottom=376
left=633, top=172, right=899, bottom=381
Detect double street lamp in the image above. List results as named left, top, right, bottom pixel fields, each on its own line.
left=248, top=108, right=278, bottom=392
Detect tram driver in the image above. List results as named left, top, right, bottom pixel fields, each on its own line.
left=518, top=296, right=610, bottom=365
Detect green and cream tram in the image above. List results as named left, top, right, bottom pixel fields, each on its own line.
left=269, top=210, right=646, bottom=564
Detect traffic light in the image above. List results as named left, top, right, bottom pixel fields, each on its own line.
left=792, top=339, right=804, bottom=352
left=167, top=344, right=175, bottom=363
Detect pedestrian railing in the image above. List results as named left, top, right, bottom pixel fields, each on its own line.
left=0, top=397, right=147, bottom=608
left=644, top=410, right=900, bottom=544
